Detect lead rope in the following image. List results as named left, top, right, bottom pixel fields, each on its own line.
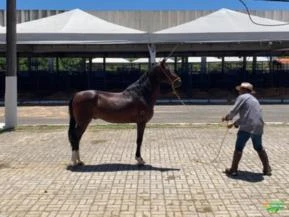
left=160, top=45, right=229, bottom=165
left=171, top=87, right=230, bottom=165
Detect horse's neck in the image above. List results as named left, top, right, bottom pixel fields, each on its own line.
left=125, top=72, right=160, bottom=105
left=150, top=84, right=160, bottom=105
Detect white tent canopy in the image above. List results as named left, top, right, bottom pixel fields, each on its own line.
left=225, top=56, right=270, bottom=62
left=178, top=56, right=270, bottom=63
left=156, top=8, right=288, bottom=33
left=154, top=8, right=289, bottom=43
left=17, top=9, right=144, bottom=34
left=133, top=57, right=174, bottom=63
left=246, top=57, right=270, bottom=62
left=0, top=9, right=149, bottom=44
left=0, top=8, right=288, bottom=50
left=178, top=57, right=221, bottom=63
left=88, top=57, right=130, bottom=63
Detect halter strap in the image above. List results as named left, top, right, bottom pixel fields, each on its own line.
left=159, top=64, right=180, bottom=96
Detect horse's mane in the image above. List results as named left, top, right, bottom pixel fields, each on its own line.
left=124, top=71, right=153, bottom=104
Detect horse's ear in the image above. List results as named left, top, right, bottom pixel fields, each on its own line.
left=160, top=59, right=166, bottom=67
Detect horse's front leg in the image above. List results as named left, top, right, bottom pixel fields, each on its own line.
left=135, top=122, right=146, bottom=165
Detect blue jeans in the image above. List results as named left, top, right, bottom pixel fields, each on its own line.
left=235, top=130, right=263, bottom=152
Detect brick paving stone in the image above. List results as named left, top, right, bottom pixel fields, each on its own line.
left=0, top=125, right=289, bottom=216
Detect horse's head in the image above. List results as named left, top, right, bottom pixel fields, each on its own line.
left=151, top=59, right=182, bottom=89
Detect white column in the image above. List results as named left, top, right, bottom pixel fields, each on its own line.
left=4, top=76, right=17, bottom=129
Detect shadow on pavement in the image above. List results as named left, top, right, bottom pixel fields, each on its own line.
left=225, top=170, right=264, bottom=182
left=67, top=163, right=180, bottom=173
left=0, top=128, right=15, bottom=134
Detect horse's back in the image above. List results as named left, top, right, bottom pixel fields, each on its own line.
left=92, top=91, right=140, bottom=123
left=71, top=87, right=156, bottom=124
left=72, top=90, right=133, bottom=122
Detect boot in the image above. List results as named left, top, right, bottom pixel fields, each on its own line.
left=225, top=150, right=242, bottom=176
left=257, top=149, right=272, bottom=176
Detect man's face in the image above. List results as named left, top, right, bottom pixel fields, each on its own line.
left=238, top=87, right=248, bottom=95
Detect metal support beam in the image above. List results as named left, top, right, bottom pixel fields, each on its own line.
left=148, top=44, right=156, bottom=68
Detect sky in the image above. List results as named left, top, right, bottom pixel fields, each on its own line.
left=0, top=0, right=289, bottom=10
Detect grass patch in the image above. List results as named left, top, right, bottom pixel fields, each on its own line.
left=16, top=125, right=66, bottom=132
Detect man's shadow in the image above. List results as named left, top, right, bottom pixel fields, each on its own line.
left=225, top=170, right=264, bottom=182
left=67, top=163, right=180, bottom=173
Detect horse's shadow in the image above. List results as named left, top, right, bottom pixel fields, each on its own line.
left=67, top=163, right=180, bottom=173
left=225, top=170, right=264, bottom=182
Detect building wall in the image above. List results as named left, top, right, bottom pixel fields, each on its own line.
left=0, top=9, right=289, bottom=32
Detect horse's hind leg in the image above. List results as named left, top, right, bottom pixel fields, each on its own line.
left=135, top=122, right=146, bottom=165
left=69, top=121, right=90, bottom=166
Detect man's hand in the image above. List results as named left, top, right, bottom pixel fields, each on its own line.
left=227, top=122, right=239, bottom=129
left=227, top=123, right=234, bottom=129
left=222, top=116, right=228, bottom=122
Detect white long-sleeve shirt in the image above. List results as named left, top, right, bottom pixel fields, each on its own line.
left=225, top=93, right=264, bottom=135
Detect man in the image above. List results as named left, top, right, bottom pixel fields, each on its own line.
left=222, top=82, right=272, bottom=176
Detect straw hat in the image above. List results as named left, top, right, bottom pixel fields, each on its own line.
left=235, top=82, right=255, bottom=93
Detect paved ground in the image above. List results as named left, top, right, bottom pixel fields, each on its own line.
left=0, top=105, right=289, bottom=216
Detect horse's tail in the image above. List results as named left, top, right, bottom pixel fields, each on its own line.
left=68, top=97, right=76, bottom=145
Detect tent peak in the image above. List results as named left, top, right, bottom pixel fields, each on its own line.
left=155, top=7, right=287, bottom=34
left=216, top=8, right=239, bottom=12
left=17, top=8, right=145, bottom=34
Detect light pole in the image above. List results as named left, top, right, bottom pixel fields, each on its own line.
left=5, top=0, right=17, bottom=129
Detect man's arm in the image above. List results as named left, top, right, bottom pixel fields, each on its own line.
left=223, top=96, right=244, bottom=121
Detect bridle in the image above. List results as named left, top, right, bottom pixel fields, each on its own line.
left=158, top=43, right=184, bottom=100
left=159, top=63, right=181, bottom=96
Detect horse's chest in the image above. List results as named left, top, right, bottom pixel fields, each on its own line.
left=138, top=108, right=153, bottom=123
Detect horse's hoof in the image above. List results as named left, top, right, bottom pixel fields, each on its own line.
left=70, top=161, right=84, bottom=167
left=135, top=157, right=145, bottom=165
left=77, top=161, right=85, bottom=166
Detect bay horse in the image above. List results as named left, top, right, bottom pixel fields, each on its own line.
left=68, top=60, right=181, bottom=166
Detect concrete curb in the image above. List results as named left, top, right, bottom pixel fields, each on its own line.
left=1, top=98, right=289, bottom=106
left=6, top=122, right=289, bottom=128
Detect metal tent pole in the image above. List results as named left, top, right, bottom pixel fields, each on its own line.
left=148, top=44, right=156, bottom=67
left=5, top=0, right=17, bottom=129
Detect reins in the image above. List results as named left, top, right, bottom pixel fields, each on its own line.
left=157, top=45, right=229, bottom=164
left=159, top=65, right=230, bottom=164
left=173, top=87, right=231, bottom=164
